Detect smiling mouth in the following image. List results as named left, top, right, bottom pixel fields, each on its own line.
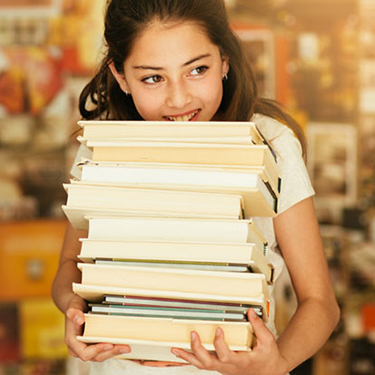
left=165, top=109, right=200, bottom=121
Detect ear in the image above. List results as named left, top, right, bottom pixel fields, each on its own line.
left=221, top=55, right=229, bottom=77
left=109, top=62, right=130, bottom=94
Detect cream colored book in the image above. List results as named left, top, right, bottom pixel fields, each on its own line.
left=77, top=162, right=278, bottom=217
left=77, top=264, right=270, bottom=305
left=80, top=136, right=257, bottom=145
left=78, top=337, right=248, bottom=363
left=63, top=205, right=244, bottom=231
left=73, top=283, right=269, bottom=321
left=73, top=160, right=280, bottom=199
left=62, top=183, right=244, bottom=226
left=78, top=120, right=268, bottom=145
left=85, top=216, right=267, bottom=251
left=78, top=239, right=274, bottom=284
left=82, top=142, right=278, bottom=181
left=77, top=314, right=255, bottom=355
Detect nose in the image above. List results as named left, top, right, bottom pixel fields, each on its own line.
left=165, top=79, right=192, bottom=109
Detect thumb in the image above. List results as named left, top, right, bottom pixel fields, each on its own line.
left=247, top=308, right=273, bottom=344
left=66, top=295, right=87, bottom=326
left=67, top=307, right=85, bottom=326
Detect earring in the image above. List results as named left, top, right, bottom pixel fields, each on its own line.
left=125, top=90, right=131, bottom=96
left=222, top=73, right=228, bottom=81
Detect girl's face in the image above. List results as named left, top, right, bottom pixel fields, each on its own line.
left=110, top=21, right=229, bottom=121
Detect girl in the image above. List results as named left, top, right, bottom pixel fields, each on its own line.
left=52, top=0, right=340, bottom=374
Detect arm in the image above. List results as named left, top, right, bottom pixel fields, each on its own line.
left=52, top=222, right=85, bottom=313
left=52, top=222, right=130, bottom=361
left=274, top=197, right=340, bottom=369
left=172, top=197, right=340, bottom=374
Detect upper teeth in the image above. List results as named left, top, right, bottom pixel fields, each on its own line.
left=167, top=110, right=198, bottom=121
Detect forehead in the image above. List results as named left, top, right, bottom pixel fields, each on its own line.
left=127, top=20, right=220, bottom=65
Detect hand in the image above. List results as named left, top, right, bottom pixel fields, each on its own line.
left=171, top=309, right=289, bottom=375
left=65, top=295, right=131, bottom=362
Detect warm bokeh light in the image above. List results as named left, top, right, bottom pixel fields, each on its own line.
left=0, top=1, right=375, bottom=374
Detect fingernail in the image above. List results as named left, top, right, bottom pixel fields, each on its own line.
left=172, top=349, right=180, bottom=357
left=74, top=315, right=83, bottom=325
left=215, top=327, right=222, bottom=337
left=191, top=331, right=196, bottom=341
left=119, top=348, right=130, bottom=354
left=250, top=308, right=258, bottom=319
left=104, top=344, right=113, bottom=351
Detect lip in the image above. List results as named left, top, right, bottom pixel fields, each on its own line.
left=163, top=109, right=201, bottom=121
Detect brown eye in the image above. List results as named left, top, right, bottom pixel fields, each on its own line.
left=190, top=66, right=208, bottom=75
left=143, top=75, right=163, bottom=84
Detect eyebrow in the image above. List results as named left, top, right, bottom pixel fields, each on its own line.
left=132, top=53, right=211, bottom=70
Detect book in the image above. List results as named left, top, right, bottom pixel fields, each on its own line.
left=78, top=120, right=269, bottom=146
left=76, top=264, right=270, bottom=313
left=88, top=303, right=248, bottom=321
left=78, top=336, right=220, bottom=363
left=81, top=141, right=278, bottom=180
left=95, top=259, right=252, bottom=272
left=73, top=283, right=269, bottom=316
left=76, top=162, right=278, bottom=217
left=62, top=183, right=245, bottom=229
left=103, top=295, right=263, bottom=315
left=81, top=136, right=261, bottom=145
left=65, top=205, right=246, bottom=232
left=77, top=313, right=255, bottom=350
left=85, top=216, right=267, bottom=251
left=73, top=160, right=280, bottom=198
left=95, top=259, right=264, bottom=273
left=78, top=239, right=274, bottom=284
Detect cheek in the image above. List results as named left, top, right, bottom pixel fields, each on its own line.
left=199, top=78, right=223, bottom=108
left=131, top=92, right=161, bottom=120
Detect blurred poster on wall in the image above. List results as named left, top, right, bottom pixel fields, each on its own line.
left=0, top=47, right=63, bottom=116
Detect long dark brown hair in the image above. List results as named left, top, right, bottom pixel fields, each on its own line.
left=79, top=0, right=306, bottom=154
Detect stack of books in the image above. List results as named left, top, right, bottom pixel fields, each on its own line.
left=63, top=120, right=280, bottom=363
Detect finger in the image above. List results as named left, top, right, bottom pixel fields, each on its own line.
left=68, top=348, right=79, bottom=358
left=214, top=327, right=253, bottom=370
left=213, top=327, right=235, bottom=364
left=69, top=294, right=88, bottom=312
left=171, top=332, right=212, bottom=369
left=65, top=314, right=87, bottom=357
left=65, top=317, right=131, bottom=363
left=190, top=331, right=221, bottom=370
left=171, top=347, right=202, bottom=367
left=247, top=308, right=274, bottom=348
left=89, top=344, right=131, bottom=362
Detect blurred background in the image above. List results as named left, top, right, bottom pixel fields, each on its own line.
left=0, top=0, right=374, bottom=374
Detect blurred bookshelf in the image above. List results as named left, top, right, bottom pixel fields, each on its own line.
left=0, top=1, right=102, bottom=374
left=229, top=0, right=375, bottom=374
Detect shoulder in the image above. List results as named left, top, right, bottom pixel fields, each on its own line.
left=251, top=113, right=289, bottom=139
left=251, top=113, right=302, bottom=160
left=251, top=113, right=314, bottom=213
